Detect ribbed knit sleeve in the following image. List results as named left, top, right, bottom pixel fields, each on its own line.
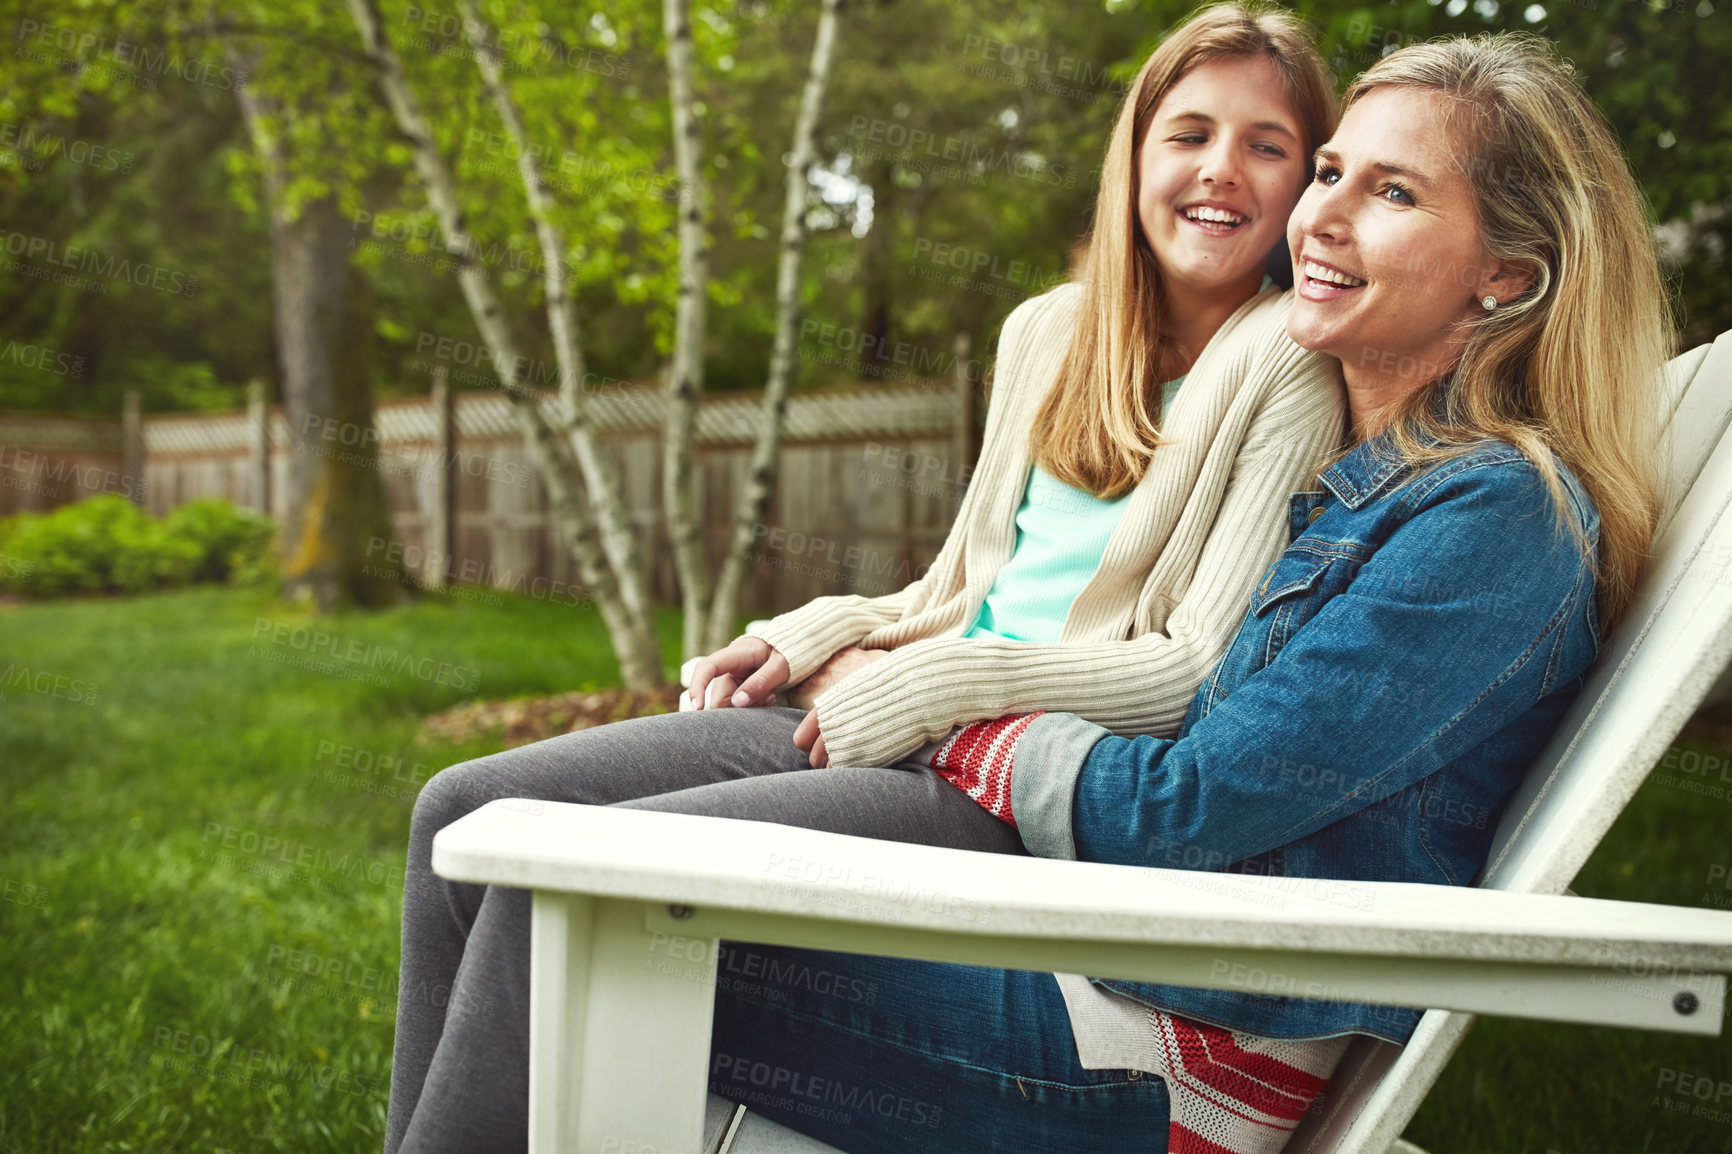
left=813, top=340, right=1347, bottom=769
left=742, top=585, right=925, bottom=688
left=744, top=284, right=1078, bottom=688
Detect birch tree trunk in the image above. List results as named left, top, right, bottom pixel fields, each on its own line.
left=344, top=0, right=665, bottom=688
left=455, top=0, right=656, bottom=644
left=704, top=0, right=845, bottom=652
left=662, top=0, right=713, bottom=662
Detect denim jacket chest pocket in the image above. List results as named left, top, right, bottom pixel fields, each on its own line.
left=1190, top=538, right=1365, bottom=720
left=1245, top=539, right=1370, bottom=668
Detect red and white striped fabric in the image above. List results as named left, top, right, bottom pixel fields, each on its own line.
left=1146, top=1004, right=1346, bottom=1153
left=925, top=712, right=1046, bottom=826
left=930, top=714, right=1347, bottom=1151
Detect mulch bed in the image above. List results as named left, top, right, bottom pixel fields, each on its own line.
left=418, top=687, right=684, bottom=750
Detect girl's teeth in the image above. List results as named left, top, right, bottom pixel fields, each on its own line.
left=1304, top=261, right=1366, bottom=287
left=1186, top=206, right=1244, bottom=225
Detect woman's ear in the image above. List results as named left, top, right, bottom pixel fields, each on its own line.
left=1475, top=256, right=1539, bottom=308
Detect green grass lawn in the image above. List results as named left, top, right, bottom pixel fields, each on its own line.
left=0, top=584, right=683, bottom=1153
left=0, top=585, right=1728, bottom=1153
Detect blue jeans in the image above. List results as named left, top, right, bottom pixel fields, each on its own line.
left=708, top=943, right=1171, bottom=1153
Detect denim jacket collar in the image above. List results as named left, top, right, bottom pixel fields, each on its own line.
left=1318, top=415, right=1457, bottom=510
left=1318, top=438, right=1412, bottom=510
left=1319, top=379, right=1480, bottom=510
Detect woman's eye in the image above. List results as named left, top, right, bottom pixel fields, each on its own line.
left=1253, top=142, right=1288, bottom=158
left=1315, top=164, right=1341, bottom=185
left=1172, top=133, right=1208, bottom=145
left=1378, top=182, right=1416, bottom=206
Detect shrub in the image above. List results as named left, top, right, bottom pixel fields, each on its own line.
left=161, top=499, right=276, bottom=584
left=0, top=497, right=276, bottom=597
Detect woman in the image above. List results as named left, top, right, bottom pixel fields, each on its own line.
left=708, top=32, right=1667, bottom=1154
left=386, top=6, right=1345, bottom=1151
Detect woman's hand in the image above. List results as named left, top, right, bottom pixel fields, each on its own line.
left=788, top=648, right=890, bottom=765
left=686, top=637, right=790, bottom=710
left=792, top=707, right=829, bottom=767
left=785, top=646, right=889, bottom=711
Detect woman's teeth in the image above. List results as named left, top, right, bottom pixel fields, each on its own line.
left=1304, top=261, right=1366, bottom=287
left=1184, top=206, right=1246, bottom=226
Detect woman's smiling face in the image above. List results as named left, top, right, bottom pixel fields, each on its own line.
left=1136, top=54, right=1309, bottom=300
left=1286, top=85, right=1519, bottom=389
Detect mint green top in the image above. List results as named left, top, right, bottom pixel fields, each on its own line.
left=964, top=376, right=1185, bottom=643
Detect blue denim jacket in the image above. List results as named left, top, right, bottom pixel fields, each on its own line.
left=1007, top=431, right=1603, bottom=1043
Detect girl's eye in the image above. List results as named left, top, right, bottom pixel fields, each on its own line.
left=1172, top=133, right=1207, bottom=145
left=1378, top=182, right=1416, bottom=206
left=1315, top=164, right=1341, bottom=186
left=1253, top=142, right=1288, bottom=158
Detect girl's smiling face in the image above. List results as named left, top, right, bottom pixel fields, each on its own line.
left=1136, top=54, right=1310, bottom=301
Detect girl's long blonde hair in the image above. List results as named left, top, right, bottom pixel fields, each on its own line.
left=1348, top=35, right=1669, bottom=633
left=1031, top=2, right=1336, bottom=499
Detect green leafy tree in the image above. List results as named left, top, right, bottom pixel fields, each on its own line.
left=224, top=4, right=410, bottom=610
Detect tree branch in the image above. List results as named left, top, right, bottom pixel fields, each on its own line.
left=662, top=0, right=712, bottom=662
left=705, top=0, right=845, bottom=651
left=456, top=0, right=657, bottom=643
left=343, top=0, right=664, bottom=686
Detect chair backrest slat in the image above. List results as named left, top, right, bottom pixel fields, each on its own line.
left=1660, top=338, right=1730, bottom=535
left=1482, top=331, right=1732, bottom=892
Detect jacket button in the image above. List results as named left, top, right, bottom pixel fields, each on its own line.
left=1308, top=506, right=1326, bottom=524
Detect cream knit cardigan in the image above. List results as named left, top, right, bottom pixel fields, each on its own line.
left=747, top=281, right=1346, bottom=769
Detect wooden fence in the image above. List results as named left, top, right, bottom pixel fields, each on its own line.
left=0, top=376, right=979, bottom=617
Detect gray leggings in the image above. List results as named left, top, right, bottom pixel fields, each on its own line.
left=386, top=705, right=1027, bottom=1154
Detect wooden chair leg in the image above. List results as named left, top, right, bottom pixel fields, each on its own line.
left=530, top=892, right=720, bottom=1153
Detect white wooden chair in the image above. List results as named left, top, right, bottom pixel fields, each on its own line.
left=433, top=332, right=1732, bottom=1154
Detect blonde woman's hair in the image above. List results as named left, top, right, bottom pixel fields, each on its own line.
left=1346, top=34, right=1669, bottom=633
left=1030, top=2, right=1336, bottom=499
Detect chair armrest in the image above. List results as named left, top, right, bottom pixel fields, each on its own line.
left=435, top=801, right=1732, bottom=1033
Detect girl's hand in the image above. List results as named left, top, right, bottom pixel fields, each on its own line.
left=785, top=646, right=889, bottom=710
left=678, top=672, right=740, bottom=711
left=687, top=637, right=790, bottom=710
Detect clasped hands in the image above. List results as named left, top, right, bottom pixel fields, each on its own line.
left=685, top=636, right=888, bottom=768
